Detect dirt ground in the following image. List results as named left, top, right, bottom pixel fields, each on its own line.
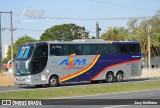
left=0, top=73, right=14, bottom=86
left=136, top=69, right=160, bottom=78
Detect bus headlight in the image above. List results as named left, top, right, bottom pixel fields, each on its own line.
left=25, top=76, right=31, bottom=82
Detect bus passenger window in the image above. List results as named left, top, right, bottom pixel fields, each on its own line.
left=91, top=45, right=97, bottom=55
left=76, top=45, right=83, bottom=55
left=69, top=45, right=76, bottom=54
left=129, top=44, right=139, bottom=54
left=63, top=45, right=69, bottom=55
left=97, top=45, right=105, bottom=54
left=119, top=44, right=127, bottom=54
left=55, top=48, right=61, bottom=56
left=109, top=44, right=118, bottom=54
left=50, top=44, right=62, bottom=56
left=83, top=45, right=91, bottom=55
left=34, top=45, right=48, bottom=57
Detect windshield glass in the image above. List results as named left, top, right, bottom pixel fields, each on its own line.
left=16, top=45, right=34, bottom=59
left=14, top=60, right=31, bottom=76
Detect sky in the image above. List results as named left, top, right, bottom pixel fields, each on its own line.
left=0, top=0, right=160, bottom=58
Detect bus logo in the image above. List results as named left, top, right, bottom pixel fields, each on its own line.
left=59, top=58, right=86, bottom=68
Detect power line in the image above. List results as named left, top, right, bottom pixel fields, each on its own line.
left=44, top=16, right=152, bottom=21
left=12, top=12, right=153, bottom=21
left=1, top=27, right=44, bottom=32
left=88, top=0, right=155, bottom=12
left=1, top=28, right=98, bottom=35
left=17, top=28, right=44, bottom=32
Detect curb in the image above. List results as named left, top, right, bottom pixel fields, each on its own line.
left=0, top=84, right=15, bottom=88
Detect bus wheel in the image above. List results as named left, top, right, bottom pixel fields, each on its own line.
left=115, top=72, right=123, bottom=82
left=105, top=73, right=114, bottom=83
left=49, top=76, right=59, bottom=87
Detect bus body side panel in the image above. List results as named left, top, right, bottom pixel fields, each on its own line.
left=37, top=54, right=141, bottom=84
left=44, top=55, right=98, bottom=83
left=52, top=54, right=141, bottom=83
left=89, top=54, right=141, bottom=81
left=131, top=60, right=142, bottom=76
left=91, top=59, right=142, bottom=81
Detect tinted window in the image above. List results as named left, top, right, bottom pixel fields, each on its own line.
left=113, top=44, right=140, bottom=54
left=109, top=44, right=119, bottom=54
left=34, top=45, right=48, bottom=57
left=63, top=45, right=69, bottom=55
left=69, top=45, right=76, bottom=54
left=49, top=43, right=140, bottom=56
left=97, top=44, right=105, bottom=54
left=50, top=44, right=63, bottom=56
left=129, top=44, right=140, bottom=54
left=83, top=45, right=91, bottom=55
left=103, top=45, right=109, bottom=54
left=119, top=44, right=127, bottom=54
left=91, top=45, right=97, bottom=54
left=76, top=45, right=83, bottom=55
left=31, top=44, right=48, bottom=74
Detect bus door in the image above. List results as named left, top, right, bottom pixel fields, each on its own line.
left=30, top=44, right=48, bottom=83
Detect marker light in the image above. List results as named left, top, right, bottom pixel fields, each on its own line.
left=108, top=41, right=112, bottom=44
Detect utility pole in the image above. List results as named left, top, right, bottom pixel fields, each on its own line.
left=0, top=11, right=2, bottom=73
left=10, top=11, right=14, bottom=74
left=96, top=22, right=101, bottom=39
left=147, top=26, right=151, bottom=69
left=0, top=11, right=14, bottom=74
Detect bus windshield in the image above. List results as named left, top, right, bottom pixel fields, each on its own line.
left=16, top=45, right=34, bottom=59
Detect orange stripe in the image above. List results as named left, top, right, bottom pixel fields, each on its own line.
left=91, top=59, right=141, bottom=80
left=60, top=55, right=100, bottom=82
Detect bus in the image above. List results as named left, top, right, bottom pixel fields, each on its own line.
left=14, top=39, right=142, bottom=87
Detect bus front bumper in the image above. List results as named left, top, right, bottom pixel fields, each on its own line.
left=14, top=75, right=31, bottom=85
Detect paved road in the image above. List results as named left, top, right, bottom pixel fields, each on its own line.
left=1, top=77, right=160, bottom=108
left=0, top=77, right=160, bottom=92
left=1, top=89, right=160, bottom=108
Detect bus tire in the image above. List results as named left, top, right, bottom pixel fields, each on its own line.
left=105, top=72, right=114, bottom=83
left=115, top=72, right=123, bottom=82
left=49, top=76, right=59, bottom=87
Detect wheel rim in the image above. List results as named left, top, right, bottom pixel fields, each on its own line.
left=50, top=78, right=56, bottom=85
left=108, top=75, right=113, bottom=82
left=117, top=74, right=123, bottom=80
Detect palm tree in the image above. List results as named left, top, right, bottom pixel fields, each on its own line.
left=101, top=27, right=126, bottom=41
left=128, top=16, right=160, bottom=58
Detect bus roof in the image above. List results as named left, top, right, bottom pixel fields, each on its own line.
left=24, top=39, right=140, bottom=45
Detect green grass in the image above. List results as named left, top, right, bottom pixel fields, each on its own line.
left=0, top=81, right=160, bottom=99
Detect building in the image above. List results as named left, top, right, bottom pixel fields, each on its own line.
left=141, top=56, right=160, bottom=68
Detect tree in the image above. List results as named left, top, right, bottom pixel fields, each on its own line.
left=101, top=27, right=128, bottom=41
left=127, top=13, right=160, bottom=58
left=40, top=23, right=89, bottom=41
left=3, top=35, right=37, bottom=63
left=100, top=10, right=160, bottom=66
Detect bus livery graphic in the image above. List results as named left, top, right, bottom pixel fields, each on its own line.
left=68, top=57, right=74, bottom=68
left=59, top=58, right=86, bottom=67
